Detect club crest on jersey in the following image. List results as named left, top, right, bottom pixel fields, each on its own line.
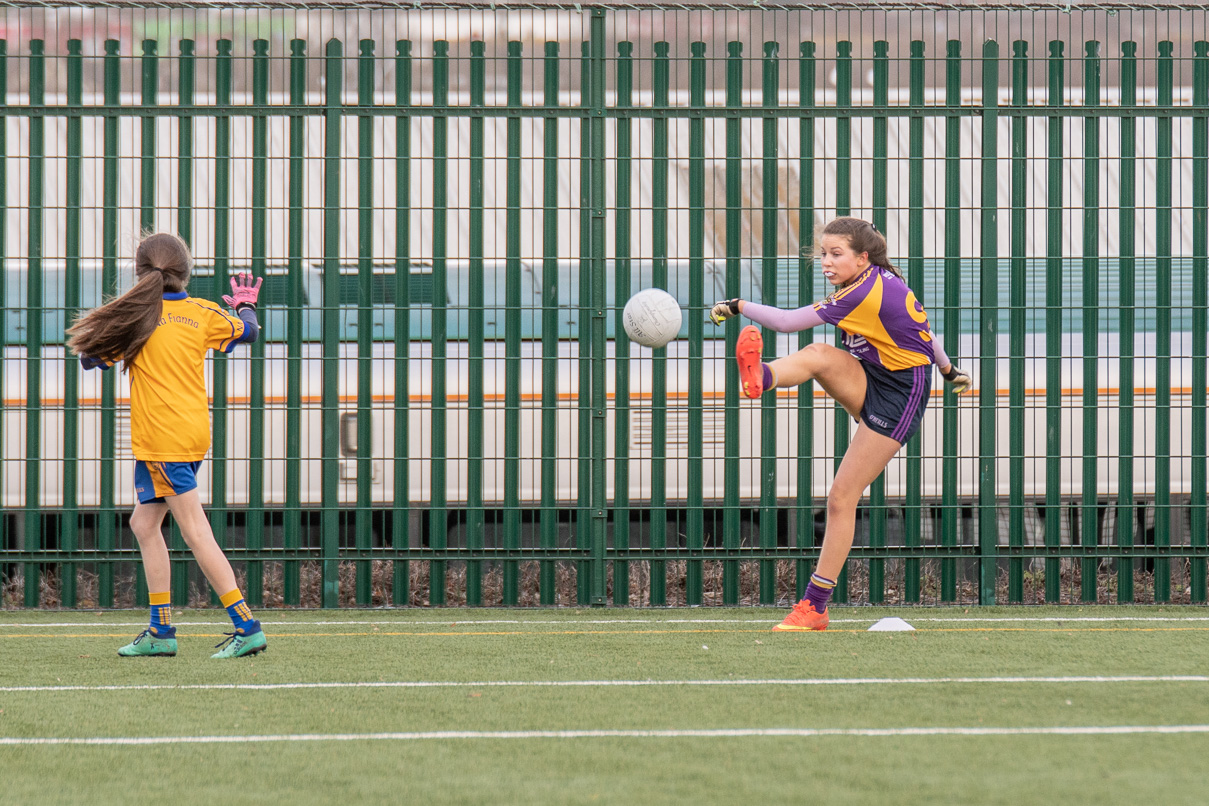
left=844, top=333, right=868, bottom=351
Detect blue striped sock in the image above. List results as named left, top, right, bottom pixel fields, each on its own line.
left=149, top=591, right=175, bottom=638
left=219, top=589, right=260, bottom=635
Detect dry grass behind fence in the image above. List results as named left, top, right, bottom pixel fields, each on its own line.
left=2, top=557, right=1199, bottom=610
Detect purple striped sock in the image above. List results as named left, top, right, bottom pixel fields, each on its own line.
left=762, top=363, right=774, bottom=390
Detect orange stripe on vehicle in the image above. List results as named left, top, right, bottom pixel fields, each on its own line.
left=9, top=386, right=1207, bottom=409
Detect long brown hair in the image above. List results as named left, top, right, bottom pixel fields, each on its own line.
left=66, top=232, right=193, bottom=372
left=821, top=217, right=903, bottom=286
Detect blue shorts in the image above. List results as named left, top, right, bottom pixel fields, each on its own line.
left=859, top=361, right=933, bottom=444
left=134, top=460, right=202, bottom=504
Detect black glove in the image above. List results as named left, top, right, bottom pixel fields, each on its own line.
left=942, top=365, right=971, bottom=394
left=709, top=298, right=741, bottom=326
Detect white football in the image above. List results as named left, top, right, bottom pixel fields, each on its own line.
left=622, top=288, right=682, bottom=348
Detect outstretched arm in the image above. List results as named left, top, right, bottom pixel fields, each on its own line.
left=232, top=307, right=260, bottom=345
left=929, top=332, right=970, bottom=393
left=709, top=298, right=826, bottom=333
left=931, top=333, right=952, bottom=370
left=223, top=272, right=263, bottom=348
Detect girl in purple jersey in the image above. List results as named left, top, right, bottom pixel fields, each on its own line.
left=710, top=217, right=970, bottom=631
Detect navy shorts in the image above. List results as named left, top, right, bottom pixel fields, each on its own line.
left=134, top=460, right=202, bottom=504
left=859, top=361, right=933, bottom=444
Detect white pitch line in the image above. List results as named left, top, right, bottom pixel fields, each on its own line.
left=5, top=615, right=1209, bottom=629
left=4, top=725, right=1209, bottom=746
left=4, top=675, right=1207, bottom=693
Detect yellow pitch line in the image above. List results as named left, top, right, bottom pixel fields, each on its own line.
left=0, top=629, right=763, bottom=639
left=3, top=626, right=1209, bottom=640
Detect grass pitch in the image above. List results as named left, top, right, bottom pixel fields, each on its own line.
left=2, top=605, right=1207, bottom=805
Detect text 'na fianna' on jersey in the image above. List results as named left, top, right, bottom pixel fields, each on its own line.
left=85, top=292, right=250, bottom=462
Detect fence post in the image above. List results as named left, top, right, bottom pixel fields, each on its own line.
left=467, top=39, right=486, bottom=606
left=539, top=40, right=560, bottom=604
left=759, top=40, right=780, bottom=606
left=1045, top=39, right=1065, bottom=603
left=174, top=38, right=195, bottom=605
left=868, top=39, right=888, bottom=604
left=285, top=38, right=306, bottom=606
left=577, top=39, right=592, bottom=607
left=834, top=37, right=852, bottom=603
left=62, top=38, right=83, bottom=608
left=723, top=39, right=743, bottom=607
left=1117, top=41, right=1137, bottom=603
left=247, top=38, right=269, bottom=607
left=393, top=38, right=413, bottom=605
left=1080, top=40, right=1101, bottom=603
left=1009, top=39, right=1029, bottom=603
left=796, top=40, right=818, bottom=604
left=430, top=38, right=450, bottom=606
left=613, top=40, right=633, bottom=606
left=321, top=37, right=343, bottom=608
left=24, top=38, right=45, bottom=608
left=978, top=39, right=1000, bottom=605
left=504, top=39, right=525, bottom=605
left=355, top=38, right=375, bottom=606
left=942, top=39, right=962, bottom=602
left=99, top=38, right=120, bottom=609
left=1154, top=40, right=1174, bottom=603
left=140, top=39, right=157, bottom=231
left=210, top=37, right=233, bottom=607
left=906, top=39, right=926, bottom=603
left=686, top=40, right=707, bottom=606
left=649, top=40, right=670, bottom=606
left=588, top=8, right=609, bottom=606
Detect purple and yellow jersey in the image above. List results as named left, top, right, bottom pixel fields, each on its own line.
left=812, top=266, right=936, bottom=371
left=92, top=292, right=247, bottom=461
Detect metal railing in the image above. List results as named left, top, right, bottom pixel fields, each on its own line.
left=0, top=1, right=1206, bottom=608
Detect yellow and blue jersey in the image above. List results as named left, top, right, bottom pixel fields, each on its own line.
left=812, top=266, right=936, bottom=371
left=89, top=292, right=248, bottom=461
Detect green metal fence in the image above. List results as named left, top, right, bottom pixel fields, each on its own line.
left=1, top=1, right=1207, bottom=609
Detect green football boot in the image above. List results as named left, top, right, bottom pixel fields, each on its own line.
left=117, top=629, right=178, bottom=657
left=211, top=628, right=267, bottom=659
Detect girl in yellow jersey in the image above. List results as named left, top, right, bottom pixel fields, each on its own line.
left=68, top=233, right=266, bottom=658
left=711, top=218, right=971, bottom=632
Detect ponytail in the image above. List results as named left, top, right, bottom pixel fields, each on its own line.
left=67, top=232, right=193, bottom=372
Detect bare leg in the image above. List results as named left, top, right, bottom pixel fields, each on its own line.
left=165, top=488, right=238, bottom=595
left=767, top=343, right=867, bottom=420
left=816, top=423, right=905, bottom=581
left=760, top=344, right=901, bottom=582
left=129, top=501, right=171, bottom=592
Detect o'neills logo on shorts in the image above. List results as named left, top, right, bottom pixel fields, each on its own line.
left=868, top=414, right=891, bottom=429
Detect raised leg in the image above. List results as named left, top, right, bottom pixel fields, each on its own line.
left=767, top=342, right=868, bottom=420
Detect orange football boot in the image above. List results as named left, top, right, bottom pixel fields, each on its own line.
left=772, top=599, right=829, bottom=632
left=736, top=325, right=765, bottom=399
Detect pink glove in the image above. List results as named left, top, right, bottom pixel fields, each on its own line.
left=223, top=272, right=263, bottom=311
